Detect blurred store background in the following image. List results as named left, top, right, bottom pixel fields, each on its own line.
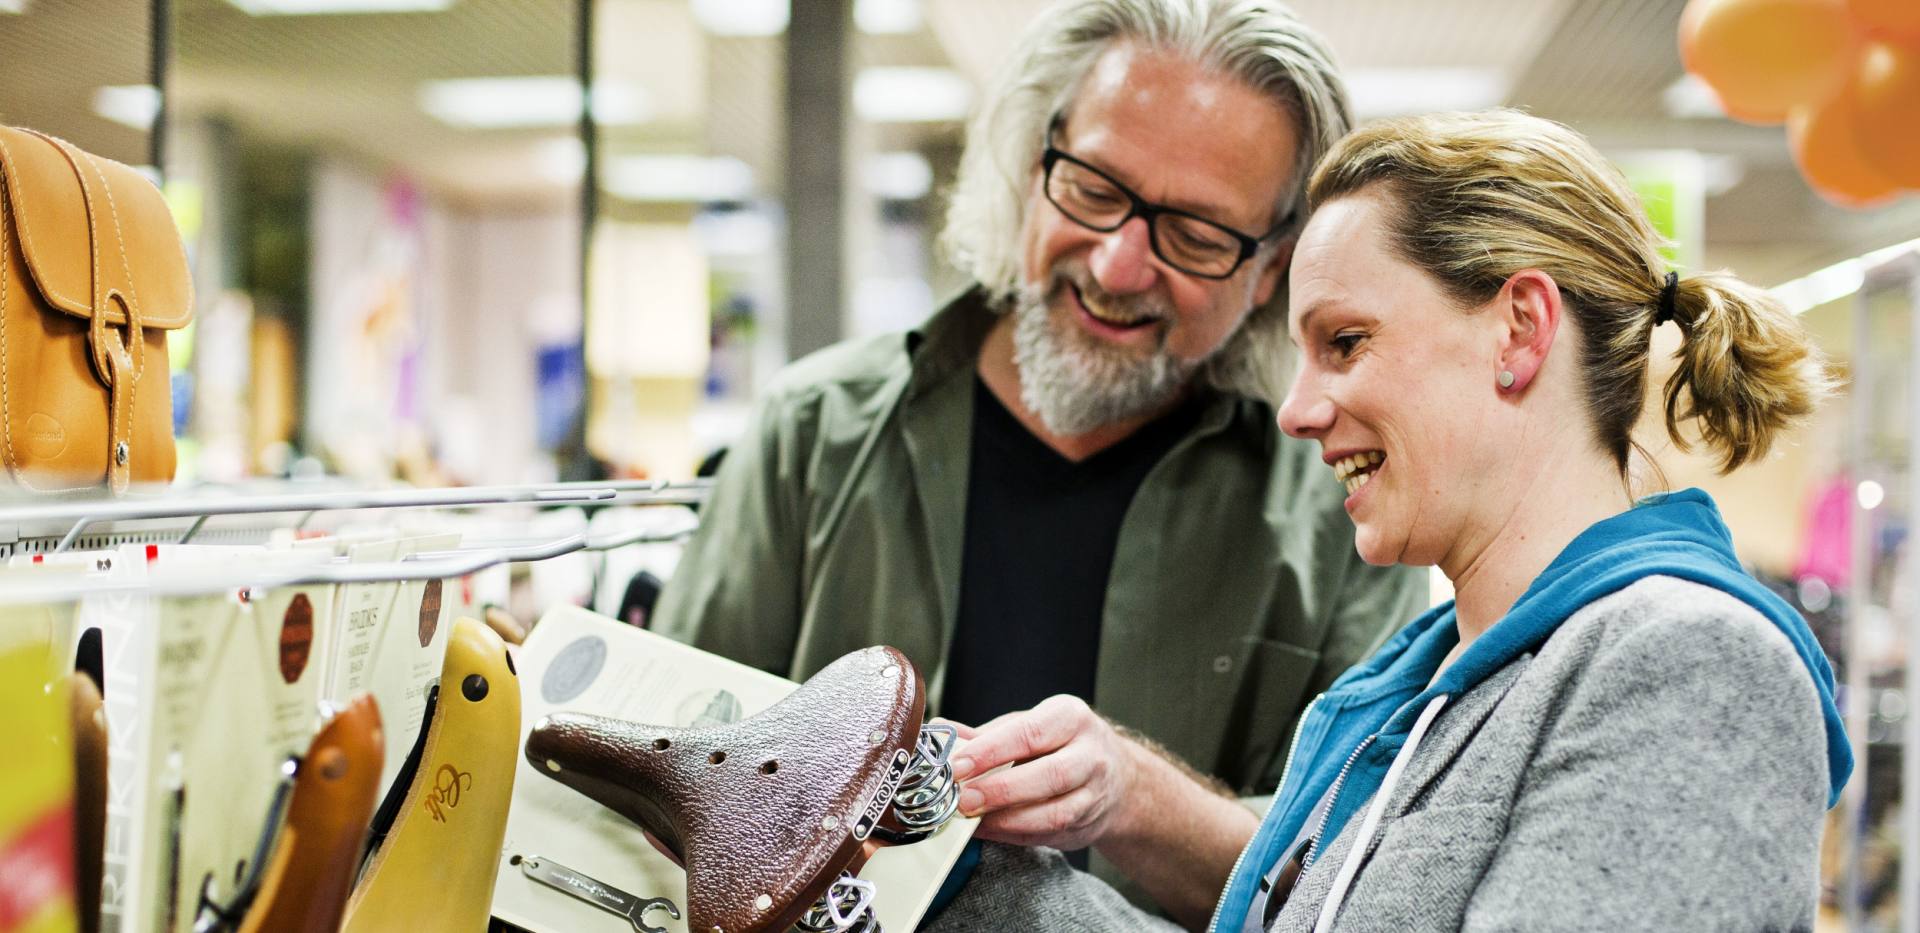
left=3, top=0, right=1920, bottom=928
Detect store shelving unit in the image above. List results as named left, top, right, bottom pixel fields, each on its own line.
left=1845, top=248, right=1920, bottom=932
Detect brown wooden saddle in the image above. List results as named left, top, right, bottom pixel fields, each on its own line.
left=525, top=645, right=958, bottom=933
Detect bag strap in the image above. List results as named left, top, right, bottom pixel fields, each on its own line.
left=44, top=135, right=145, bottom=494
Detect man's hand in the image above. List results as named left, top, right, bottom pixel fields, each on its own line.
left=947, top=694, right=1143, bottom=851
left=942, top=697, right=1262, bottom=930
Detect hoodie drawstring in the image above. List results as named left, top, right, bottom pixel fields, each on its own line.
left=1312, top=694, right=1451, bottom=933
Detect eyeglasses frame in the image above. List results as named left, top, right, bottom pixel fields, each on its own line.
left=1040, top=117, right=1293, bottom=281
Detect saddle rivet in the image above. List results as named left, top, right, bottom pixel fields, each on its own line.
left=115, top=442, right=128, bottom=465
left=754, top=894, right=772, bottom=911
left=868, top=730, right=884, bottom=744
left=821, top=816, right=840, bottom=831
left=545, top=758, right=561, bottom=772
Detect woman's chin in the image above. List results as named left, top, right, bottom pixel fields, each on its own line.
left=1353, top=530, right=1402, bottom=567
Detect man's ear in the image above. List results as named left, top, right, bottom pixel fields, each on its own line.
left=1252, top=238, right=1296, bottom=308
left=1495, top=269, right=1562, bottom=393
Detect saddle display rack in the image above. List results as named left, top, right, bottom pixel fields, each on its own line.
left=0, top=478, right=713, bottom=933
left=0, top=478, right=712, bottom=602
left=0, top=477, right=970, bottom=933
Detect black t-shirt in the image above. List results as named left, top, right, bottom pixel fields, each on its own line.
left=940, top=376, right=1202, bottom=729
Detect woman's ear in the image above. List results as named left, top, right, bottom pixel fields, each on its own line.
left=1495, top=269, right=1562, bottom=393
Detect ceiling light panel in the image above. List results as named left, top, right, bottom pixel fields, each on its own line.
left=419, top=77, right=650, bottom=129
left=224, top=0, right=454, bottom=14
left=603, top=155, right=755, bottom=203
left=691, top=0, right=787, bottom=36
left=854, top=68, right=972, bottom=123
left=856, top=0, right=922, bottom=34
left=93, top=85, right=162, bottom=130
left=1343, top=68, right=1510, bottom=119
left=865, top=152, right=932, bottom=200
left=1662, top=74, right=1729, bottom=120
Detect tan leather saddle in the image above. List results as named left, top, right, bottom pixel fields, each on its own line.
left=525, top=645, right=959, bottom=933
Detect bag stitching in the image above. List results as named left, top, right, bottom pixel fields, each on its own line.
left=82, top=150, right=143, bottom=390
left=51, top=137, right=110, bottom=386
left=77, top=147, right=140, bottom=491
left=0, top=182, right=61, bottom=492
left=0, top=131, right=86, bottom=310
left=60, top=139, right=124, bottom=492
left=0, top=185, right=21, bottom=488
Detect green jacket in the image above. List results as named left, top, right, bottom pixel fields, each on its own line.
left=653, top=288, right=1426, bottom=795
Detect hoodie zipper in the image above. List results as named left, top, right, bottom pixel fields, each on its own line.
left=1205, top=692, right=1322, bottom=933
left=1300, top=733, right=1377, bottom=871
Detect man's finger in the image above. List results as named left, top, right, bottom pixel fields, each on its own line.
left=950, top=705, right=1084, bottom=779
left=957, top=746, right=1094, bottom=816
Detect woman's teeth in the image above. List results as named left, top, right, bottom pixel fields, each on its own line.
left=1333, top=451, right=1384, bottom=495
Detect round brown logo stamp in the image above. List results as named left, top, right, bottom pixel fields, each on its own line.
left=279, top=593, right=314, bottom=685
left=417, top=578, right=443, bottom=648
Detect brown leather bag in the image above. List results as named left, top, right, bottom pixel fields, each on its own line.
left=0, top=125, right=191, bottom=493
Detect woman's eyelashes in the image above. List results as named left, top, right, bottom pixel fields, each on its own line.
left=1328, top=331, right=1366, bottom=361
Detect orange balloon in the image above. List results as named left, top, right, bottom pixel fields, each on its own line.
left=1848, top=0, right=1920, bottom=40
left=1851, top=40, right=1920, bottom=187
left=1680, top=0, right=1857, bottom=124
left=1790, top=96, right=1904, bottom=207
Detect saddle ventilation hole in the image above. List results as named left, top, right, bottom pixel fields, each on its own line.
left=709, top=751, right=728, bottom=765
left=653, top=738, right=671, bottom=751
left=760, top=760, right=779, bottom=775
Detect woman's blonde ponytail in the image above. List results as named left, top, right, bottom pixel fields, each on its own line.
left=1661, top=272, right=1832, bottom=472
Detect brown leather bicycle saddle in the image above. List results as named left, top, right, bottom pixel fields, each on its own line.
left=525, top=645, right=926, bottom=933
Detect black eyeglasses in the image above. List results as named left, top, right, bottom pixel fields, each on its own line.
left=1041, top=122, right=1290, bottom=280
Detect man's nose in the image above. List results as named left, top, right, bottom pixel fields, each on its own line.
left=1278, top=368, right=1335, bottom=439
left=1088, top=216, right=1159, bottom=295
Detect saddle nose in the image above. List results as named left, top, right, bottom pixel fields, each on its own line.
left=525, top=711, right=693, bottom=860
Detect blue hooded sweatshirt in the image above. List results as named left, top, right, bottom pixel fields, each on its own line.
left=1209, top=488, right=1852, bottom=933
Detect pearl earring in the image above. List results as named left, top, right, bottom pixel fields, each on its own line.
left=1498, top=370, right=1515, bottom=389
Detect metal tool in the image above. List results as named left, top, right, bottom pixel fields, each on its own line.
left=514, top=854, right=682, bottom=933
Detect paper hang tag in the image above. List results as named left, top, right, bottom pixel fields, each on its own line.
left=322, top=533, right=461, bottom=808
left=68, top=543, right=332, bottom=933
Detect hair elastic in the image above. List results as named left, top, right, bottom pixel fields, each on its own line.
left=1654, top=271, right=1680, bottom=327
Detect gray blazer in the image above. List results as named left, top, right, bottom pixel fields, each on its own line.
left=928, top=576, right=1832, bottom=932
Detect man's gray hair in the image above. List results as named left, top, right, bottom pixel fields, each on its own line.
left=941, top=0, right=1352, bottom=404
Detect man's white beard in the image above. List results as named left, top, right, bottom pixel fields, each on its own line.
left=1010, top=276, right=1200, bottom=437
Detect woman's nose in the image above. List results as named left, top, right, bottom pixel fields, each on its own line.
left=1277, top=370, right=1335, bottom=439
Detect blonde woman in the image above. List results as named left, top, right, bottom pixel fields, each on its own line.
left=930, top=109, right=1851, bottom=931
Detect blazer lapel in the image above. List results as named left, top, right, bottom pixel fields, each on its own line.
left=1380, top=658, right=1530, bottom=819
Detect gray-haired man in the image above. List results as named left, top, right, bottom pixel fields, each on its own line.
left=653, top=2, right=1426, bottom=923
